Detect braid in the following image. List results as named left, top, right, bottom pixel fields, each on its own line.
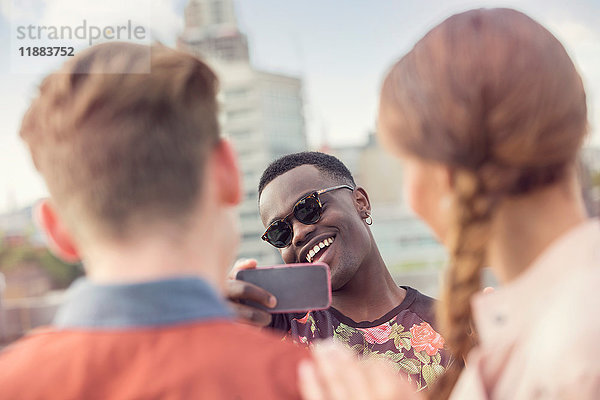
left=429, top=169, right=497, bottom=400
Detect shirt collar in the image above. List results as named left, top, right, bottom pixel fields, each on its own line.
left=472, top=219, right=600, bottom=347
left=54, top=276, right=233, bottom=329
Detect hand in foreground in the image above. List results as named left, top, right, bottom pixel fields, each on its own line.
left=298, top=341, right=424, bottom=400
left=225, top=258, right=276, bottom=327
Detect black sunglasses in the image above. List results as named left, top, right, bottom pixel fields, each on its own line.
left=261, top=184, right=354, bottom=248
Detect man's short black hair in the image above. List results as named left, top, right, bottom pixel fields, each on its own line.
left=258, top=151, right=356, bottom=197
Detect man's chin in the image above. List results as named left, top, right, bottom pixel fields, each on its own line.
left=330, top=271, right=350, bottom=292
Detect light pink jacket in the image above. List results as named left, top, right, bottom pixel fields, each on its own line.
left=451, top=220, right=600, bottom=399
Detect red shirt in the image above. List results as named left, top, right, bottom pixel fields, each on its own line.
left=0, top=277, right=309, bottom=399
left=0, top=321, right=308, bottom=399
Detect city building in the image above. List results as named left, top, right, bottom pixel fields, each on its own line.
left=178, top=0, right=308, bottom=265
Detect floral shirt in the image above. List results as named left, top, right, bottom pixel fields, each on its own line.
left=270, top=286, right=450, bottom=390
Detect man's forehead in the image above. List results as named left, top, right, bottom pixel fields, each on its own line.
left=259, top=165, right=332, bottom=222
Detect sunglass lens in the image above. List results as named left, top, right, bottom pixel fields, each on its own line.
left=265, top=220, right=292, bottom=248
left=294, top=196, right=321, bottom=224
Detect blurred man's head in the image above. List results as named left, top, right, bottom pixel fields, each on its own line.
left=20, top=43, right=241, bottom=281
left=258, top=152, right=375, bottom=290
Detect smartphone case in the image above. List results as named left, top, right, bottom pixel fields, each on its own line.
left=236, top=262, right=332, bottom=313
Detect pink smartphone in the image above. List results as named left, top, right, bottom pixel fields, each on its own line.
left=236, top=262, right=332, bottom=313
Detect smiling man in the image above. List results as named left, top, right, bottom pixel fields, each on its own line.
left=227, top=151, right=450, bottom=390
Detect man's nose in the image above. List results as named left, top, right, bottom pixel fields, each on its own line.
left=291, top=218, right=316, bottom=248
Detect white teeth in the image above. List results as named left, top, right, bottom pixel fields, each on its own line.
left=305, top=237, right=335, bottom=263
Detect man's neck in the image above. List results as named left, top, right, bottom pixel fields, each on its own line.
left=331, top=246, right=406, bottom=322
left=80, top=226, right=225, bottom=289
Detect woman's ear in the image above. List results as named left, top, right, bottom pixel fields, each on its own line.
left=353, top=186, right=372, bottom=218
left=35, top=199, right=81, bottom=264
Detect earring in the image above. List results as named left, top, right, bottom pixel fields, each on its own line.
left=364, top=212, right=373, bottom=226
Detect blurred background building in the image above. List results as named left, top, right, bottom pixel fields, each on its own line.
left=178, top=0, right=307, bottom=265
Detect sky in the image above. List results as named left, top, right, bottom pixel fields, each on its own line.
left=0, top=0, right=599, bottom=211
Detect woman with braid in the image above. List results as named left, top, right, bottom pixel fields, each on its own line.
left=298, top=8, right=600, bottom=400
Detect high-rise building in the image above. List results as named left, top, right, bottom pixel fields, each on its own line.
left=178, top=0, right=249, bottom=63
left=178, top=0, right=307, bottom=265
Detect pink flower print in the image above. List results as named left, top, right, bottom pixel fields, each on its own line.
left=358, top=323, right=393, bottom=344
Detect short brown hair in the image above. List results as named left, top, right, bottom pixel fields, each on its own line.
left=20, top=42, right=220, bottom=240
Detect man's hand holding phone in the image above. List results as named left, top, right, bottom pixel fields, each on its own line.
left=226, top=259, right=332, bottom=327
left=226, top=259, right=276, bottom=327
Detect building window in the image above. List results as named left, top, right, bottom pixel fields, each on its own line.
left=225, top=88, right=249, bottom=99
left=211, top=1, right=224, bottom=24
left=228, top=129, right=252, bottom=139
left=226, top=108, right=252, bottom=120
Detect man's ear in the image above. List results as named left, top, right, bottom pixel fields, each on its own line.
left=211, top=138, right=242, bottom=206
left=35, top=200, right=81, bottom=263
left=353, top=186, right=372, bottom=217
